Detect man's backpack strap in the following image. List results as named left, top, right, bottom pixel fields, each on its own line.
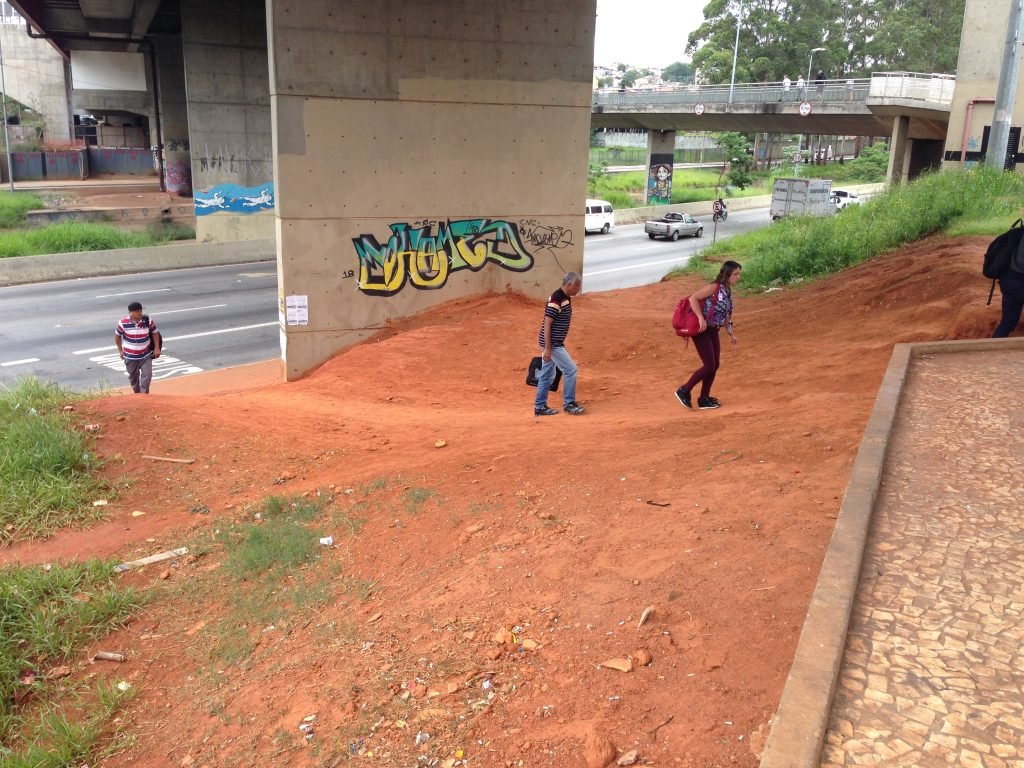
left=988, top=279, right=997, bottom=306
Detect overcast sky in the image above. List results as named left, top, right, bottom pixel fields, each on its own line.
left=593, top=0, right=705, bottom=68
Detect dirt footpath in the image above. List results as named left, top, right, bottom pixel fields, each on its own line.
left=1, top=236, right=1004, bottom=767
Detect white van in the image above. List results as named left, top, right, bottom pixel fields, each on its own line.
left=585, top=199, right=615, bottom=234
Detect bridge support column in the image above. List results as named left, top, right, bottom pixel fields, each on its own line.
left=268, top=0, right=595, bottom=381
left=886, top=116, right=911, bottom=185
left=646, top=130, right=675, bottom=204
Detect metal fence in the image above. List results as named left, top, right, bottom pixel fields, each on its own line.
left=592, top=72, right=955, bottom=111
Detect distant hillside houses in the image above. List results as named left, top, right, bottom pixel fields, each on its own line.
left=592, top=64, right=671, bottom=92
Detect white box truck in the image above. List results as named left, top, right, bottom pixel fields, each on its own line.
left=770, top=178, right=834, bottom=221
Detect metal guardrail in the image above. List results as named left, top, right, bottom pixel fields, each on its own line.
left=593, top=72, right=955, bottom=110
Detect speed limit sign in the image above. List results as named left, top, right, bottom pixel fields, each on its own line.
left=713, top=200, right=723, bottom=214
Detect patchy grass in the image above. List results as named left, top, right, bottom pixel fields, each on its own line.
left=677, top=167, right=1024, bottom=292
left=0, top=378, right=112, bottom=545
left=0, top=221, right=193, bottom=259
left=0, top=560, right=143, bottom=761
left=0, top=192, right=45, bottom=228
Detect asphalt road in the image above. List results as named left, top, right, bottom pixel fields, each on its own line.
left=0, top=207, right=769, bottom=391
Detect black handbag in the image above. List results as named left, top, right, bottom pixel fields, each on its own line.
left=525, top=356, right=561, bottom=390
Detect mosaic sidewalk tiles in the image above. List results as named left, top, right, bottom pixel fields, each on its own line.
left=820, top=349, right=1024, bottom=768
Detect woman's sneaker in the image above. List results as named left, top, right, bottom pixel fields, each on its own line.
left=564, top=401, right=586, bottom=415
left=697, top=396, right=721, bottom=410
left=675, top=387, right=692, bottom=408
left=535, top=405, right=559, bottom=416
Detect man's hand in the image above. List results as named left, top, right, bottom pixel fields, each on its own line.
left=541, top=347, right=552, bottom=362
left=152, top=349, right=161, bottom=359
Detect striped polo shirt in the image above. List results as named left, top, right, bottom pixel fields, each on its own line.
left=538, top=288, right=573, bottom=348
left=116, top=316, right=157, bottom=361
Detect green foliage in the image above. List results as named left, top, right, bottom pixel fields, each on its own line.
left=686, top=0, right=965, bottom=84
left=662, top=61, right=694, bottom=83
left=717, top=132, right=754, bottom=190
left=0, top=221, right=193, bottom=259
left=620, top=69, right=644, bottom=88
left=0, top=193, right=46, bottom=228
left=827, top=143, right=890, bottom=182
left=0, top=378, right=110, bottom=544
left=680, top=167, right=1024, bottom=292
left=587, top=161, right=609, bottom=196
left=0, top=559, right=142, bottom=752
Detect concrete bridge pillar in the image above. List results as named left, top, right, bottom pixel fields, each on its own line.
left=886, top=116, right=911, bottom=185
left=268, top=0, right=596, bottom=380
left=181, top=0, right=273, bottom=241
left=154, top=37, right=191, bottom=196
left=646, top=130, right=675, bottom=205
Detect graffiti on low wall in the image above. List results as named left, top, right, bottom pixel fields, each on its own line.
left=194, top=182, right=274, bottom=215
left=352, top=218, right=569, bottom=297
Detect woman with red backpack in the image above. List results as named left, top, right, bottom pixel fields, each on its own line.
left=675, top=261, right=742, bottom=410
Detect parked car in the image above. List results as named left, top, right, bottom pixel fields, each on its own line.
left=644, top=211, right=703, bottom=240
left=831, top=189, right=862, bottom=210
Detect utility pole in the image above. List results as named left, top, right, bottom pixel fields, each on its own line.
left=987, top=0, right=1024, bottom=169
left=0, top=31, right=12, bottom=191
left=728, top=12, right=741, bottom=104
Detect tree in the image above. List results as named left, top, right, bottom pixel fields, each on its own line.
left=685, top=0, right=964, bottom=83
left=716, top=132, right=754, bottom=190
left=587, top=161, right=609, bottom=196
left=662, top=61, right=694, bottom=83
left=620, top=69, right=644, bottom=88
left=597, top=76, right=613, bottom=88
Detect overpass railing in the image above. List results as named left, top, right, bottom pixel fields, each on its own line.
left=593, top=73, right=955, bottom=110
left=867, top=72, right=955, bottom=104
left=594, top=79, right=873, bottom=108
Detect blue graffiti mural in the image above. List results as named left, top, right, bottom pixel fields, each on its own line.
left=353, top=219, right=537, bottom=296
left=194, top=182, right=274, bottom=215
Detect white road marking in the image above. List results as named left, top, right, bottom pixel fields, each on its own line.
left=1, top=357, right=40, bottom=367
left=586, top=256, right=695, bottom=277
left=152, top=304, right=227, bottom=315
left=95, top=288, right=172, bottom=299
left=72, top=321, right=279, bottom=355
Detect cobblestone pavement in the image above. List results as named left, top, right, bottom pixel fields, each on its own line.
left=820, top=349, right=1024, bottom=768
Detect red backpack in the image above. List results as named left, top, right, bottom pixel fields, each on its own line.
left=671, top=296, right=701, bottom=338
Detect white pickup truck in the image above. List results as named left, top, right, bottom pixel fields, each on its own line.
left=643, top=211, right=704, bottom=241
left=770, top=178, right=834, bottom=221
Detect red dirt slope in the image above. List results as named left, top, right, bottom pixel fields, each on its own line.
left=1, top=235, right=1005, bottom=767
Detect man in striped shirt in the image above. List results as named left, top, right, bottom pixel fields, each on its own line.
left=114, top=301, right=162, bottom=394
left=534, top=272, right=585, bottom=416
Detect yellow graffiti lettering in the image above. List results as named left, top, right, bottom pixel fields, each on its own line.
left=410, top=240, right=449, bottom=289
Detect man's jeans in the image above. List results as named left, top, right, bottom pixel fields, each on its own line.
left=125, top=356, right=153, bottom=394
left=534, top=346, right=577, bottom=409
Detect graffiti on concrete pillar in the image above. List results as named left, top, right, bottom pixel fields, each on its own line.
left=194, top=182, right=274, bottom=215
left=647, top=153, right=674, bottom=205
left=352, top=218, right=543, bottom=297
left=165, top=161, right=192, bottom=196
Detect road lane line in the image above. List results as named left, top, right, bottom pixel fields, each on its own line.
left=586, top=256, right=696, bottom=277
left=95, top=288, right=172, bottom=299
left=1, top=357, right=40, bottom=367
left=72, top=321, right=279, bottom=355
left=152, top=304, right=228, bottom=315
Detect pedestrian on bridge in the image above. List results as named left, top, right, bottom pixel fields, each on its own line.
left=114, top=301, right=161, bottom=394
left=815, top=69, right=826, bottom=100
left=796, top=75, right=806, bottom=100
left=781, top=75, right=791, bottom=101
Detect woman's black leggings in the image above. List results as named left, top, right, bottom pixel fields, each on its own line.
left=683, top=326, right=721, bottom=398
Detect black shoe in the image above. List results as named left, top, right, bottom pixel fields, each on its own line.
left=535, top=405, right=559, bottom=416
left=564, top=401, right=585, bottom=415
left=675, top=387, right=692, bottom=408
left=707, top=396, right=721, bottom=407
left=697, top=396, right=720, bottom=410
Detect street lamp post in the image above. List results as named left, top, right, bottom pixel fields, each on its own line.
left=801, top=47, right=826, bottom=157
left=728, top=12, right=741, bottom=104
left=806, top=47, right=826, bottom=85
